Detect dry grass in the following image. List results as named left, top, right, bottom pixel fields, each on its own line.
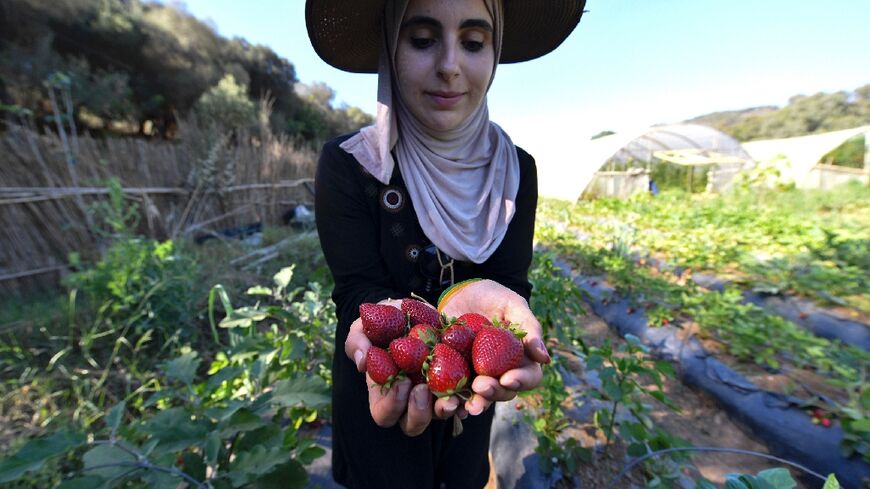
left=0, top=114, right=318, bottom=295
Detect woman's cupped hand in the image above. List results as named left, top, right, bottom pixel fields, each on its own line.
left=344, top=282, right=550, bottom=436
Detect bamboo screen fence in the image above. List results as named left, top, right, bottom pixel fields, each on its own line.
left=0, top=121, right=317, bottom=295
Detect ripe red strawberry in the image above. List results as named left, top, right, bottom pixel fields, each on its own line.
left=401, top=298, right=441, bottom=328
left=408, top=323, right=440, bottom=344
left=441, top=322, right=475, bottom=360
left=366, top=346, right=399, bottom=387
left=471, top=325, right=524, bottom=378
left=426, top=344, right=470, bottom=398
left=389, top=336, right=429, bottom=374
left=360, top=303, right=406, bottom=347
left=457, top=312, right=492, bottom=334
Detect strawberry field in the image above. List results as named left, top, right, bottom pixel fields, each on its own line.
left=1, top=183, right=868, bottom=488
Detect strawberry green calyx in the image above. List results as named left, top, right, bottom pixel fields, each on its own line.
left=492, top=318, right=527, bottom=339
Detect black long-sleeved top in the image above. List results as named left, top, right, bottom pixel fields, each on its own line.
left=314, top=132, right=537, bottom=489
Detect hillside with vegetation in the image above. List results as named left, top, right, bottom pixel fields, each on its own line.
left=0, top=0, right=372, bottom=144
left=687, top=84, right=870, bottom=142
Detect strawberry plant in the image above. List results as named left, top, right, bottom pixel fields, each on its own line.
left=2, top=263, right=338, bottom=488
left=537, top=186, right=870, bottom=315
left=578, top=334, right=688, bottom=483
left=520, top=356, right=591, bottom=480
left=208, top=265, right=336, bottom=385
left=528, top=250, right=587, bottom=342
left=0, top=349, right=330, bottom=488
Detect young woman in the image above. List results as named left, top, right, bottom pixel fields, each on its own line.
left=307, top=0, right=585, bottom=487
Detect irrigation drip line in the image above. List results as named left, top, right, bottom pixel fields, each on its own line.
left=605, top=446, right=828, bottom=489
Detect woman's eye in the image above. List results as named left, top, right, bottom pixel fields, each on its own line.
left=463, top=40, right=484, bottom=52
left=410, top=37, right=435, bottom=49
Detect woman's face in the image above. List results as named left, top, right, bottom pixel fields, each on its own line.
left=395, top=0, right=495, bottom=133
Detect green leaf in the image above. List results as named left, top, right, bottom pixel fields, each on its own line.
left=246, top=285, right=273, bottom=296
left=210, top=284, right=235, bottom=316
left=229, top=446, right=292, bottom=486
left=725, top=474, right=777, bottom=489
left=249, top=460, right=307, bottom=489
left=757, top=468, right=796, bottom=489
left=140, top=467, right=181, bottom=489
left=82, top=444, right=138, bottom=480
left=219, top=409, right=267, bottom=437
left=105, top=401, right=126, bottom=436
left=626, top=442, right=647, bottom=457
left=182, top=451, right=207, bottom=482
left=296, top=445, right=326, bottom=466
left=220, top=307, right=268, bottom=328
left=654, top=360, right=676, bottom=378
left=234, top=425, right=284, bottom=453
left=204, top=365, right=245, bottom=394
left=205, top=400, right=246, bottom=423
left=849, top=418, right=870, bottom=432
left=822, top=474, right=841, bottom=489
left=140, top=407, right=209, bottom=452
left=204, top=432, right=221, bottom=467
left=273, top=266, right=295, bottom=291
left=723, top=478, right=752, bottom=489
left=270, top=376, right=330, bottom=409
left=143, top=389, right=175, bottom=408
left=0, top=431, right=85, bottom=483
left=55, top=476, right=106, bottom=489
left=161, top=351, right=200, bottom=386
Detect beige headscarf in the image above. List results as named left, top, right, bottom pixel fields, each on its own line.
left=340, top=0, right=519, bottom=264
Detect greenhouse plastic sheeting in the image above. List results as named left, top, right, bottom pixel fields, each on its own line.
left=538, top=123, right=753, bottom=201
left=742, top=125, right=870, bottom=189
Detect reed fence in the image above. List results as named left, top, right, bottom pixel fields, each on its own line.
left=0, top=118, right=318, bottom=296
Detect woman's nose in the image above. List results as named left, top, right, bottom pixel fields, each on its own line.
left=437, top=43, right=460, bottom=80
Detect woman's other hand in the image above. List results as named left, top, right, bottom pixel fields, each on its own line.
left=439, top=279, right=550, bottom=415
left=346, top=300, right=442, bottom=436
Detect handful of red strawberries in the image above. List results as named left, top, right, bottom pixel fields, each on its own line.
left=360, top=297, right=526, bottom=398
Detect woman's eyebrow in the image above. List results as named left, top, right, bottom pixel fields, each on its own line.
left=460, top=19, right=493, bottom=32
left=401, top=15, right=441, bottom=31
left=401, top=16, right=493, bottom=33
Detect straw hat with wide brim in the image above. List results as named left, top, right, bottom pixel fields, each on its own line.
left=306, top=0, right=587, bottom=74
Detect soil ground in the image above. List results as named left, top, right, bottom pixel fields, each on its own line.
left=542, top=305, right=812, bottom=488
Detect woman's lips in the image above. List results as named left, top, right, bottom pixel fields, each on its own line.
left=427, top=91, right=464, bottom=108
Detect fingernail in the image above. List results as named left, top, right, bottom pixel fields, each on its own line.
left=444, top=402, right=457, bottom=416
left=414, top=387, right=428, bottom=409
left=353, top=350, right=364, bottom=370
left=537, top=340, right=551, bottom=363
left=505, top=380, right=520, bottom=390
left=467, top=398, right=481, bottom=416
left=396, top=382, right=410, bottom=402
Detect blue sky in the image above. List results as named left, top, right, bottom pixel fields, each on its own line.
left=176, top=0, right=869, bottom=166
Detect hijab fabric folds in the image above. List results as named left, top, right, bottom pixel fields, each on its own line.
left=339, top=0, right=519, bottom=264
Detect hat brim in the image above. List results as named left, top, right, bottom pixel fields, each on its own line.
left=306, top=0, right=587, bottom=74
